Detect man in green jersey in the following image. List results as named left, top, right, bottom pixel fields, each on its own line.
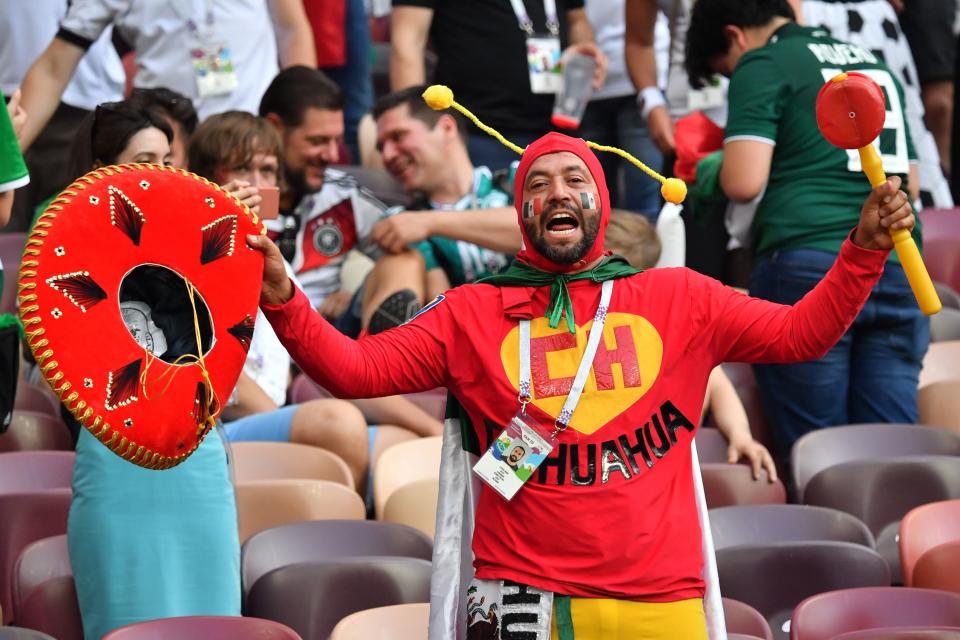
left=686, top=0, right=929, bottom=463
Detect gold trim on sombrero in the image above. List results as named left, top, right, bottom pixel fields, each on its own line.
left=17, top=163, right=266, bottom=470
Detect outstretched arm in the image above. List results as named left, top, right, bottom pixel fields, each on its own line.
left=249, top=234, right=448, bottom=398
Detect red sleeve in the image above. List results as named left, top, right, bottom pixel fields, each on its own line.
left=694, top=236, right=889, bottom=364
left=261, top=286, right=450, bottom=398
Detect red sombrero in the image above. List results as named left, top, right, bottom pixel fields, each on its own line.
left=18, top=164, right=265, bottom=469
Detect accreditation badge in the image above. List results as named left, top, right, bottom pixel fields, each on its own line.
left=526, top=37, right=563, bottom=94
left=191, top=43, right=239, bottom=98
left=473, top=410, right=553, bottom=501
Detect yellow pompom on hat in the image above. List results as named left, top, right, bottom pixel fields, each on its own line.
left=421, top=84, right=687, bottom=205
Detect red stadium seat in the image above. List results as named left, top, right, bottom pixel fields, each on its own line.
left=900, top=499, right=960, bottom=586
left=918, top=208, right=960, bottom=295
left=700, top=463, right=785, bottom=508
left=102, top=615, right=302, bottom=639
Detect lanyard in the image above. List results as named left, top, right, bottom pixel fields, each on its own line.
left=508, top=0, right=559, bottom=37
left=519, top=279, right=613, bottom=438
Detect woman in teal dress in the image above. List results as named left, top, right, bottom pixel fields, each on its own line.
left=65, top=102, right=240, bottom=639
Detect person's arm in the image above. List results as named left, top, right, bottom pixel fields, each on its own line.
left=390, top=5, right=433, bottom=90
left=703, top=367, right=777, bottom=481
left=221, top=372, right=280, bottom=422
left=18, top=38, right=85, bottom=150
left=563, top=8, right=607, bottom=90
left=269, top=0, right=317, bottom=68
left=370, top=207, right=522, bottom=254
left=720, top=139, right=774, bottom=202
left=351, top=396, right=443, bottom=436
left=625, top=0, right=674, bottom=153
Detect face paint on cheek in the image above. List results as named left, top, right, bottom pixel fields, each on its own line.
left=522, top=197, right=543, bottom=219
left=579, top=192, right=597, bottom=211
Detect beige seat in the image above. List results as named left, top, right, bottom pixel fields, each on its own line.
left=230, top=441, right=354, bottom=489
left=918, top=380, right=960, bottom=433
left=381, top=478, right=439, bottom=539
left=374, top=436, right=442, bottom=519
left=235, top=479, right=365, bottom=543
left=330, top=602, right=429, bottom=640
left=919, top=340, right=960, bottom=389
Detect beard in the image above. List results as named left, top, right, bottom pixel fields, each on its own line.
left=523, top=202, right=601, bottom=265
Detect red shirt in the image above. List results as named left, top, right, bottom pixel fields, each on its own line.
left=263, top=238, right=887, bottom=601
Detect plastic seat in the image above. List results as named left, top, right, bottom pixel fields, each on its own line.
left=791, top=424, right=960, bottom=500
left=717, top=541, right=889, bottom=640
left=14, top=575, right=82, bottom=640
left=695, top=428, right=730, bottom=464
left=330, top=602, right=429, bottom=640
left=287, top=374, right=330, bottom=405
left=230, top=441, right=354, bottom=489
left=234, top=480, right=365, bottom=544
left=918, top=380, right=960, bottom=433
left=935, top=282, right=960, bottom=310
left=0, top=489, right=71, bottom=624
left=710, top=504, right=874, bottom=550
left=102, top=615, right=303, bottom=639
left=790, top=586, right=960, bottom=640
left=900, top=499, right=960, bottom=586
left=373, top=436, right=442, bottom=519
left=700, top=463, right=786, bottom=508
left=381, top=478, right=439, bottom=538
left=0, top=628, right=56, bottom=640
left=12, top=384, right=59, bottom=417
left=13, top=535, right=70, bottom=621
left=804, top=456, right=960, bottom=584
left=0, top=452, right=74, bottom=494
left=920, top=341, right=960, bottom=389
left=723, top=597, right=773, bottom=640
left=912, top=540, right=960, bottom=593
left=0, top=412, right=73, bottom=452
left=918, top=208, right=960, bottom=294
left=728, top=636, right=766, bottom=640
left=241, top=520, right=433, bottom=605
left=0, top=232, right=26, bottom=315
left=832, top=628, right=960, bottom=639
left=931, top=308, right=960, bottom=342
left=246, top=558, right=432, bottom=640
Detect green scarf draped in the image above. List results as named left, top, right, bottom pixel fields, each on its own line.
left=477, top=255, right=641, bottom=333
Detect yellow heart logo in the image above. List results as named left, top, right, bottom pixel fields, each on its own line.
left=500, top=313, right=664, bottom=435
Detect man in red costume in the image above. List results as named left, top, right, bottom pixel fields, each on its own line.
left=249, top=132, right=915, bottom=639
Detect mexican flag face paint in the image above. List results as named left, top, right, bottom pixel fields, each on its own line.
left=580, top=192, right=597, bottom=210
left=522, top=197, right=542, bottom=219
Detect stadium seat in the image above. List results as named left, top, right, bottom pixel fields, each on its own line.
left=912, top=540, right=960, bottom=593
left=13, top=535, right=70, bottom=621
left=917, top=380, right=960, bottom=432
left=791, top=424, right=960, bottom=500
left=935, top=282, right=960, bottom=310
left=0, top=232, right=26, bottom=315
left=246, top=558, right=431, bottom=640
left=287, top=374, right=330, bottom=405
left=241, top=520, right=433, bottom=606
left=728, top=636, right=767, bottom=640
left=14, top=575, right=81, bottom=640
left=804, top=456, right=960, bottom=583
left=230, top=441, right=354, bottom=489
left=789, top=586, right=960, bottom=640
left=234, top=480, right=365, bottom=543
left=917, top=208, right=960, bottom=295
left=831, top=628, right=960, bottom=639
left=694, top=428, right=730, bottom=464
left=0, top=627, right=56, bottom=639
left=373, top=436, right=442, bottom=519
left=102, top=615, right=302, bottom=639
left=900, top=499, right=960, bottom=586
left=381, top=478, right=440, bottom=538
left=330, top=602, right=429, bottom=640
left=717, top=541, right=889, bottom=639
left=0, top=412, right=73, bottom=453
left=0, top=452, right=73, bottom=494
left=700, top=463, right=786, bottom=508
left=723, top=597, right=774, bottom=640
left=919, top=340, right=960, bottom=389
left=930, top=308, right=960, bottom=342
left=710, top=504, right=874, bottom=550
left=12, top=384, right=59, bottom=417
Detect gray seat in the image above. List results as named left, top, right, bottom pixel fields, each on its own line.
left=709, top=504, right=874, bottom=550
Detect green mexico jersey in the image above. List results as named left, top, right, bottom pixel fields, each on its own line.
left=413, top=166, right=513, bottom=287
left=725, top=23, right=918, bottom=259
left=0, top=103, right=29, bottom=302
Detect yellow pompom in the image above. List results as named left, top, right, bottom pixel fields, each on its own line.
left=423, top=85, right=454, bottom=110
left=661, top=178, right=687, bottom=204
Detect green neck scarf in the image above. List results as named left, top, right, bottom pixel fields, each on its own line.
left=478, top=255, right=641, bottom=333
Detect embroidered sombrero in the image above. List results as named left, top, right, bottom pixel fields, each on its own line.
left=18, top=164, right=265, bottom=469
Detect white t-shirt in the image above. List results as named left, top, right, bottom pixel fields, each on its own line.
left=0, top=0, right=123, bottom=110
left=243, top=261, right=299, bottom=406
left=60, top=0, right=279, bottom=120
left=586, top=0, right=669, bottom=100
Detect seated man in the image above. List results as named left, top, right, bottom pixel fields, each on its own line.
left=358, top=85, right=523, bottom=334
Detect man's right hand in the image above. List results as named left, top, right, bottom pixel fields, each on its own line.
left=371, top=211, right=433, bottom=253
left=247, top=234, right=293, bottom=305
left=647, top=105, right=675, bottom=154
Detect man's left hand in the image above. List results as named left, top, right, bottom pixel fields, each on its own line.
left=371, top=211, right=432, bottom=253
left=561, top=42, right=608, bottom=90
left=318, top=289, right=352, bottom=320
left=853, top=176, right=915, bottom=251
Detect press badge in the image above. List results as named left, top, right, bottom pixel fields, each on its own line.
left=526, top=37, right=563, bottom=94
left=191, top=43, right=238, bottom=98
left=473, top=411, right=553, bottom=501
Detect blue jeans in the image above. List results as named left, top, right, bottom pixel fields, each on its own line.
left=578, top=95, right=664, bottom=220
left=321, top=0, right=373, bottom=163
left=750, top=248, right=930, bottom=460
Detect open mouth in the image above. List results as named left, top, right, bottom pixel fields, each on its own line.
left=544, top=210, right=581, bottom=237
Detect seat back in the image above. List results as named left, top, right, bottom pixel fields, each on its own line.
left=241, top=520, right=433, bottom=604
left=330, top=602, right=430, bottom=640
left=234, top=480, right=365, bottom=544
left=918, top=208, right=960, bottom=294
left=102, top=615, right=303, bottom=639
left=695, top=428, right=730, bottom=464
left=831, top=628, right=960, bottom=640
left=0, top=412, right=73, bottom=453
left=0, top=233, right=26, bottom=315
left=12, top=384, right=59, bottom=416
left=791, top=424, right=960, bottom=499
left=374, top=436, right=442, bottom=519
left=931, top=308, right=960, bottom=342
left=710, top=504, right=874, bottom=550
left=14, top=575, right=82, bottom=640
left=723, top=597, right=773, bottom=640
left=918, top=381, right=960, bottom=433
left=246, top=558, right=431, bottom=640
left=0, top=627, right=57, bottom=639
left=381, top=478, right=439, bottom=538
left=900, top=499, right=960, bottom=586
left=700, top=463, right=785, bottom=508
left=0, top=452, right=74, bottom=494
left=912, top=540, right=960, bottom=593
left=790, top=586, right=960, bottom=640
left=13, top=535, right=70, bottom=620
left=230, top=442, right=354, bottom=488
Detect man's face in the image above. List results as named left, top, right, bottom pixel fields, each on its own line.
left=281, top=107, right=343, bottom=196
left=508, top=447, right=525, bottom=464
left=376, top=104, right=448, bottom=194
left=520, top=151, right=601, bottom=265
left=214, top=152, right=280, bottom=189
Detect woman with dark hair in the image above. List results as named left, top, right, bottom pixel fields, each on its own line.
left=66, top=100, right=241, bottom=639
